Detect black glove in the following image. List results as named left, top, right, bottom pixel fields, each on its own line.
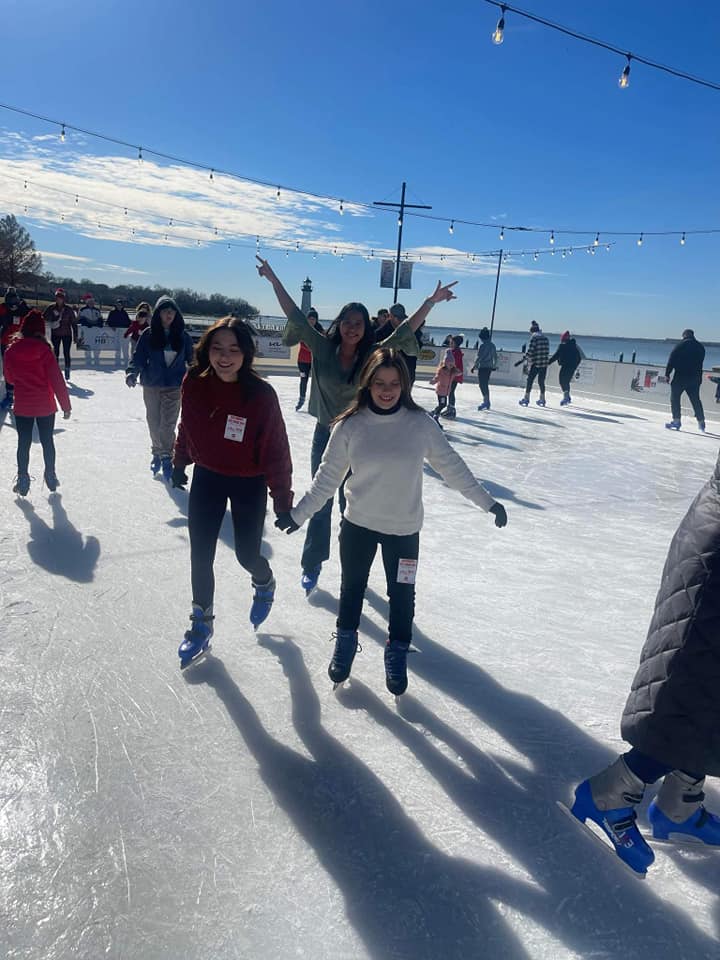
left=274, top=511, right=299, bottom=534
left=125, top=373, right=137, bottom=388
left=171, top=466, right=188, bottom=489
left=489, top=503, right=507, bottom=528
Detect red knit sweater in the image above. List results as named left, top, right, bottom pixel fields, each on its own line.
left=174, top=372, right=293, bottom=513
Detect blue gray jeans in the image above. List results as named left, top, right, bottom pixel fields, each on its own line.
left=301, top=422, right=347, bottom=573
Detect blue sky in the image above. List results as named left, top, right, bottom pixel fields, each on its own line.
left=1, top=0, right=719, bottom=337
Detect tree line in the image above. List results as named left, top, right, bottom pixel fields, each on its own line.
left=0, top=214, right=259, bottom=319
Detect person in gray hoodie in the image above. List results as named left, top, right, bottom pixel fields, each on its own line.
left=470, top=327, right=497, bottom=410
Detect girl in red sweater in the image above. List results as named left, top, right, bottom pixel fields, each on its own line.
left=3, top=310, right=71, bottom=495
left=172, top=317, right=293, bottom=668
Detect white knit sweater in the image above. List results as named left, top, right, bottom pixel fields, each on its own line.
left=291, top=406, right=497, bottom=536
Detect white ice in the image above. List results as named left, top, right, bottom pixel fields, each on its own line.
left=1, top=371, right=719, bottom=960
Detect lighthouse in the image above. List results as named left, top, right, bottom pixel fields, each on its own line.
left=301, top=277, right=313, bottom=315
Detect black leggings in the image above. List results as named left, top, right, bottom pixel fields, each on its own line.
left=432, top=395, right=448, bottom=417
left=15, top=414, right=56, bottom=477
left=338, top=519, right=419, bottom=647
left=559, top=365, right=576, bottom=394
left=297, top=361, right=311, bottom=401
left=188, top=466, right=272, bottom=609
left=526, top=364, right=546, bottom=395
left=624, top=748, right=701, bottom=784
left=52, top=335, right=72, bottom=368
left=477, top=369, right=491, bottom=402
left=448, top=380, right=458, bottom=408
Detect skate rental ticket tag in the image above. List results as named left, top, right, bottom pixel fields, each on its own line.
left=396, top=559, right=417, bottom=584
left=224, top=415, right=247, bottom=442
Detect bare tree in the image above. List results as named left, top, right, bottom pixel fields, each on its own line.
left=0, top=215, right=42, bottom=287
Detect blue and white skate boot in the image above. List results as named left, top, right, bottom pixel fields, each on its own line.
left=560, top=393, right=571, bottom=406
left=301, top=565, right=321, bottom=595
left=519, top=395, right=529, bottom=407
left=161, top=456, right=173, bottom=482
left=569, top=758, right=655, bottom=876
left=536, top=396, right=547, bottom=407
left=328, top=629, right=360, bottom=686
left=250, top=576, right=276, bottom=630
left=384, top=640, right=410, bottom=696
left=13, top=474, right=30, bottom=496
left=665, top=420, right=681, bottom=431
left=477, top=400, right=490, bottom=411
left=179, top=604, right=214, bottom=669
left=648, top=771, right=720, bottom=845
left=151, top=455, right=162, bottom=475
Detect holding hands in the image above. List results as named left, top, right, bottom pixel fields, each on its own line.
left=275, top=511, right=300, bottom=535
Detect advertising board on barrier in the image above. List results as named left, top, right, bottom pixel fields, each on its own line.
left=255, top=337, right=291, bottom=360
left=573, top=361, right=596, bottom=385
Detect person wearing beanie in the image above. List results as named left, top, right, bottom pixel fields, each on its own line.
left=43, top=288, right=78, bottom=381
left=125, top=295, right=194, bottom=481
left=430, top=349, right=460, bottom=423
left=0, top=286, right=29, bottom=409
left=664, top=328, right=706, bottom=432
left=548, top=330, right=584, bottom=406
left=519, top=322, right=550, bottom=407
left=124, top=302, right=151, bottom=349
left=470, top=326, right=498, bottom=410
left=295, top=308, right=324, bottom=411
left=2, top=310, right=71, bottom=495
left=568, top=452, right=720, bottom=875
left=374, top=304, right=425, bottom=383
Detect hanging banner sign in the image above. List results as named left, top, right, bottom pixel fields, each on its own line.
left=398, top=261, right=413, bottom=290
left=380, top=260, right=395, bottom=288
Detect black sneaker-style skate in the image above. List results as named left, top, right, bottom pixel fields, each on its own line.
left=384, top=640, right=410, bottom=696
left=13, top=474, right=30, bottom=496
left=44, top=471, right=59, bottom=492
left=328, top=629, right=360, bottom=687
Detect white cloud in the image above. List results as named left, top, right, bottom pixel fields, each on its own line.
left=38, top=250, right=93, bottom=263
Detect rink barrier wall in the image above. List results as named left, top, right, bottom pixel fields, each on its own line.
left=1, top=336, right=718, bottom=417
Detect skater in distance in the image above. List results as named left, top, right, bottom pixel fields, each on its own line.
left=256, top=253, right=458, bottom=597
left=664, top=328, right=706, bottom=433
left=275, top=347, right=507, bottom=697
left=569, top=450, right=720, bottom=875
left=548, top=331, right=583, bottom=407
left=430, top=350, right=460, bottom=424
left=518, top=321, right=550, bottom=407
left=172, top=317, right=293, bottom=669
left=470, top=326, right=497, bottom=411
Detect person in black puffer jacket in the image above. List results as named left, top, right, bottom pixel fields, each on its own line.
left=548, top=331, right=582, bottom=406
left=665, top=328, right=705, bottom=432
left=568, top=452, right=720, bottom=876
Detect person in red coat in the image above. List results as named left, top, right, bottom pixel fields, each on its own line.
left=295, top=308, right=323, bottom=411
left=171, top=317, right=293, bottom=668
left=3, top=310, right=71, bottom=495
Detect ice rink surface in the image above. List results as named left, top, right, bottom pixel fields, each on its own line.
left=1, top=370, right=719, bottom=960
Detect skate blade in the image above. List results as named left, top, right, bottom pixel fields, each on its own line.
left=644, top=830, right=713, bottom=847
left=555, top=801, right=647, bottom=879
left=180, top=642, right=212, bottom=671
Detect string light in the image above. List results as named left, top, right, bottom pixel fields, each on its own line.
left=256, top=236, right=260, bottom=248
left=227, top=243, right=231, bottom=252
left=533, top=252, right=538, bottom=260
left=124, top=207, right=127, bottom=216
left=276, top=187, right=280, bottom=200
left=398, top=216, right=403, bottom=226
left=138, top=146, right=143, bottom=163
left=561, top=249, right=566, bottom=258
left=637, top=232, right=644, bottom=246
left=492, top=5, right=506, bottom=44
left=209, top=168, right=214, bottom=181
left=295, top=240, right=300, bottom=251
left=339, top=200, right=344, bottom=216
left=594, top=232, right=600, bottom=246
left=619, top=56, right=631, bottom=90
left=549, top=230, right=555, bottom=245
left=75, top=194, right=79, bottom=204
left=680, top=232, right=686, bottom=245
left=606, top=244, right=611, bottom=251
left=60, top=124, right=66, bottom=143
left=23, top=180, right=27, bottom=190
left=449, top=220, right=454, bottom=235
left=499, top=227, right=505, bottom=240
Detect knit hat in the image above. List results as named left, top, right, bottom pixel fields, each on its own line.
left=389, top=304, right=408, bottom=320
left=54, top=287, right=66, bottom=299
left=21, top=309, right=46, bottom=338
left=560, top=330, right=570, bottom=342
left=82, top=292, right=95, bottom=301
left=530, top=321, right=540, bottom=333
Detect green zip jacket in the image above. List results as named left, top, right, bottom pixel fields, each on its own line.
left=282, top=307, right=420, bottom=425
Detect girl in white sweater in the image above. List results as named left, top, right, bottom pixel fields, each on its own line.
left=275, top=348, right=507, bottom=695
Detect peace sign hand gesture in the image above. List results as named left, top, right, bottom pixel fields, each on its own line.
left=428, top=280, right=459, bottom=304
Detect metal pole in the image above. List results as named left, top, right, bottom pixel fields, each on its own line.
left=489, top=249, right=503, bottom=338
left=393, top=181, right=406, bottom=305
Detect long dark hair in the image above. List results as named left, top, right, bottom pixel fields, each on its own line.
left=334, top=348, right=423, bottom=424
left=189, top=317, right=261, bottom=390
left=150, top=300, right=185, bottom=351
left=325, top=302, right=375, bottom=382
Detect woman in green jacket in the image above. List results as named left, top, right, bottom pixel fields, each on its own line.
left=256, top=255, right=458, bottom=594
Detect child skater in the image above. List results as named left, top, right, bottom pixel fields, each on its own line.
left=275, top=348, right=507, bottom=695
left=3, top=310, right=71, bottom=495
left=171, top=318, right=293, bottom=669
left=569, top=450, right=720, bottom=875
left=125, top=295, right=194, bottom=481
left=430, top=350, right=460, bottom=422
left=124, top=302, right=151, bottom=349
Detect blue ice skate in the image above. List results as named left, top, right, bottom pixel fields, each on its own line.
left=179, top=604, right=214, bottom=669
left=665, top=420, right=681, bottom=431
left=560, top=393, right=571, bottom=406
left=151, top=455, right=162, bottom=475
left=161, top=456, right=173, bottom=482
left=44, top=471, right=59, bottom=492
left=13, top=474, right=30, bottom=496
left=384, top=640, right=410, bottom=696
left=477, top=400, right=490, bottom=411
left=519, top=396, right=529, bottom=407
left=301, top=565, right=321, bottom=595
left=250, top=577, right=276, bottom=630
left=570, top=778, right=654, bottom=875
left=536, top=397, right=547, bottom=407
left=328, top=629, right=360, bottom=686
left=648, top=772, right=720, bottom=844
left=698, top=420, right=706, bottom=433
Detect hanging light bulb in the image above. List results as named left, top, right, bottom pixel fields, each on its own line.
left=680, top=232, right=686, bottom=245
left=23, top=180, right=27, bottom=190
left=606, top=244, right=611, bottom=251
left=60, top=124, right=66, bottom=143
left=533, top=252, right=538, bottom=261
left=449, top=220, right=454, bottom=235
left=313, top=252, right=317, bottom=260
left=197, top=239, right=201, bottom=246
left=492, top=5, right=506, bottom=44
left=214, top=227, right=218, bottom=236
left=619, top=55, right=631, bottom=89
left=164, top=234, right=168, bottom=241
left=169, top=218, right=173, bottom=227
left=594, top=232, right=600, bottom=246
left=61, top=213, right=65, bottom=222
left=371, top=249, right=374, bottom=258
left=637, top=232, right=644, bottom=246
left=339, top=200, right=344, bottom=216
left=124, top=207, right=128, bottom=216
left=131, top=227, right=135, bottom=236
left=549, top=230, right=555, bottom=245
left=567, top=248, right=573, bottom=256
left=333, top=246, right=337, bottom=256
left=286, top=250, right=289, bottom=257
left=276, top=187, right=281, bottom=200
left=551, top=248, right=555, bottom=256
left=75, top=194, right=79, bottom=205
left=586, top=246, right=592, bottom=254
left=562, top=249, right=566, bottom=258
left=23, top=205, right=27, bottom=214
left=590, top=246, right=596, bottom=255
left=398, top=215, right=403, bottom=226
left=209, top=168, right=214, bottom=181
left=227, top=243, right=231, bottom=252
left=499, top=227, right=505, bottom=241
left=295, top=240, right=300, bottom=251
left=138, top=146, right=143, bottom=163
left=440, top=254, right=445, bottom=262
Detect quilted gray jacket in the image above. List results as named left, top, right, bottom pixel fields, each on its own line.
left=621, top=453, right=720, bottom=775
